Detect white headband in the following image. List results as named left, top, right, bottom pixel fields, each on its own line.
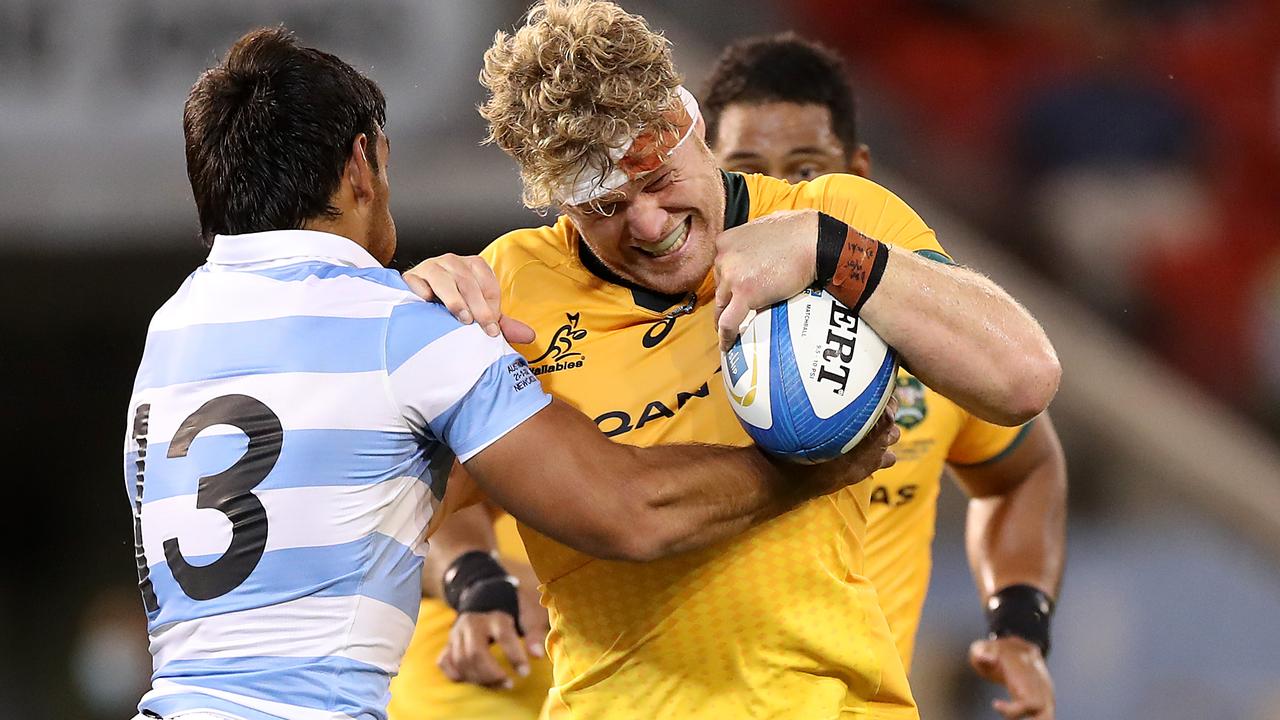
left=554, top=85, right=702, bottom=206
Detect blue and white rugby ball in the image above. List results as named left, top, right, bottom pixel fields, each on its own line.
left=722, top=288, right=898, bottom=464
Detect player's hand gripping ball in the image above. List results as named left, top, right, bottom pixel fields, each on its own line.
left=722, top=289, right=898, bottom=464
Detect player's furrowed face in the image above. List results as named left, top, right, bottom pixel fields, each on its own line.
left=564, top=136, right=726, bottom=295
left=713, top=102, right=863, bottom=182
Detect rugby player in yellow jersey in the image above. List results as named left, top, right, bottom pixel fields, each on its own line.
left=395, top=3, right=1060, bottom=719
left=702, top=34, right=1067, bottom=719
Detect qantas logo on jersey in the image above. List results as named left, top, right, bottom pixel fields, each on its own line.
left=531, top=313, right=588, bottom=375
left=869, top=483, right=919, bottom=507
left=594, top=368, right=720, bottom=437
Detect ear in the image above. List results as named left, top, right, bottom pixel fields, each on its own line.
left=344, top=133, right=377, bottom=209
left=849, top=144, right=872, bottom=179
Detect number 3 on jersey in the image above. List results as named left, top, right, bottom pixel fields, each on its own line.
left=132, top=395, right=282, bottom=606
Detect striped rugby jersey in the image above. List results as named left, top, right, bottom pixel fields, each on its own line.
left=123, top=229, right=550, bottom=720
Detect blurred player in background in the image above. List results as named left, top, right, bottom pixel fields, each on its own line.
left=393, top=2, right=1060, bottom=718
left=123, top=26, right=895, bottom=720
left=703, top=34, right=1067, bottom=720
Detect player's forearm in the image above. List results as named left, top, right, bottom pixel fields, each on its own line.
left=422, top=501, right=501, bottom=598
left=858, top=248, right=1060, bottom=426
left=466, top=399, right=810, bottom=562
left=963, top=422, right=1067, bottom=600
left=616, top=443, right=808, bottom=560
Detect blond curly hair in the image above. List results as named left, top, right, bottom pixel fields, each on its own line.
left=480, top=0, right=683, bottom=209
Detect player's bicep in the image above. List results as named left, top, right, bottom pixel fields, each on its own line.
left=950, top=420, right=1058, bottom=498
left=461, top=398, right=637, bottom=559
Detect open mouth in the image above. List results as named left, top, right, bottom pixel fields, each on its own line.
left=636, top=216, right=691, bottom=258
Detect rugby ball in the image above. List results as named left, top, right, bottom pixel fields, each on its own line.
left=721, top=289, right=898, bottom=464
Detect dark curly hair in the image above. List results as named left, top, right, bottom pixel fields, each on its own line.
left=702, top=33, right=858, bottom=153
left=183, top=26, right=387, bottom=244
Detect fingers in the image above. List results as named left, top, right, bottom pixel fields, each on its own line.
left=457, top=616, right=512, bottom=689
left=992, top=697, right=1038, bottom=720
left=866, top=403, right=900, bottom=450
left=968, top=638, right=1002, bottom=683
left=878, top=449, right=897, bottom=470
left=492, top=620, right=531, bottom=681
left=717, top=294, right=750, bottom=351
left=402, top=271, right=437, bottom=303
left=411, top=261, right=472, bottom=325
left=512, top=565, right=549, bottom=658
left=884, top=395, right=900, bottom=423
left=439, top=613, right=520, bottom=689
left=499, top=316, right=537, bottom=346
left=437, top=646, right=460, bottom=682
left=517, top=603, right=549, bottom=659
left=465, top=257, right=505, bottom=337
left=526, top=634, right=547, bottom=659
left=402, top=255, right=504, bottom=336
left=874, top=397, right=901, bottom=469
left=713, top=271, right=731, bottom=323
left=970, top=637, right=1054, bottom=720
left=448, top=259, right=498, bottom=336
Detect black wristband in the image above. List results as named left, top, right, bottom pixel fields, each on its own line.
left=442, top=551, right=520, bottom=630
left=458, top=577, right=523, bottom=635
left=815, top=212, right=847, bottom=287
left=816, top=213, right=889, bottom=313
left=985, top=584, right=1054, bottom=658
left=856, top=243, right=888, bottom=313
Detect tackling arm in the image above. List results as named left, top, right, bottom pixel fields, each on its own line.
left=422, top=498, right=500, bottom=599
left=464, top=396, right=898, bottom=563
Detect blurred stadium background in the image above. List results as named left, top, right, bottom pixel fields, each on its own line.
left=2, top=1, right=1279, bottom=718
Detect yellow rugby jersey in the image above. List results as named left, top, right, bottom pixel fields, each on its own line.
left=470, top=172, right=946, bottom=720
left=389, top=514, right=554, bottom=720
left=866, top=374, right=1029, bottom=669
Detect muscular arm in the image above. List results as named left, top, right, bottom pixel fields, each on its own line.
left=422, top=500, right=499, bottom=598
left=714, top=209, right=1060, bottom=426
left=860, top=247, right=1060, bottom=426
left=463, top=397, right=897, bottom=563
left=951, top=415, right=1065, bottom=719
left=951, top=415, right=1067, bottom=605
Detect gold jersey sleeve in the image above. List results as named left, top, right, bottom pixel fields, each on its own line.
left=948, top=411, right=1032, bottom=467
left=389, top=515, right=554, bottom=720
left=438, top=172, right=942, bottom=719
left=739, top=172, right=951, bottom=260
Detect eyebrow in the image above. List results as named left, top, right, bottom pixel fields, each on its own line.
left=571, top=189, right=627, bottom=213
left=721, top=151, right=765, bottom=162
left=784, top=146, right=843, bottom=157
left=643, top=167, right=675, bottom=188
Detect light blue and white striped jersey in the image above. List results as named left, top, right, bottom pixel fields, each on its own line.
left=123, top=229, right=550, bottom=720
